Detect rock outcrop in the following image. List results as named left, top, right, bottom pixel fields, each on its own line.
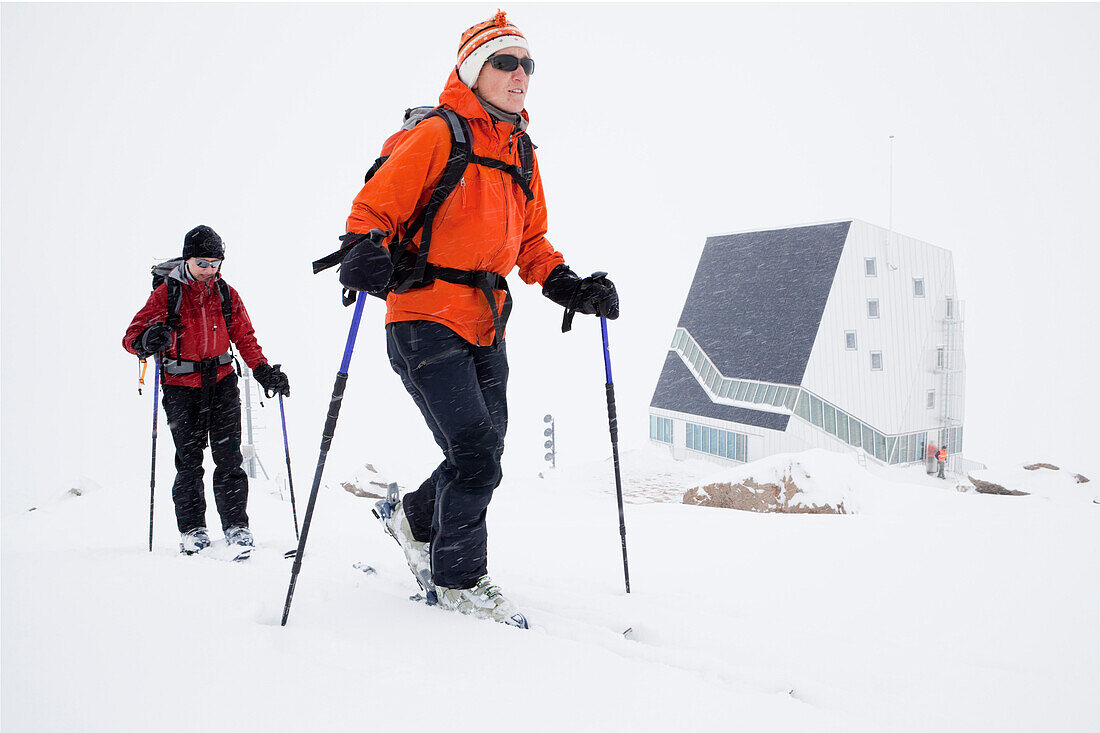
left=684, top=476, right=846, bottom=514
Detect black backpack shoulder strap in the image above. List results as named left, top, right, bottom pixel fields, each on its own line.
left=216, top=278, right=233, bottom=331
left=517, top=132, right=534, bottom=184
left=165, top=278, right=183, bottom=331
left=397, top=107, right=473, bottom=293
left=312, top=108, right=472, bottom=290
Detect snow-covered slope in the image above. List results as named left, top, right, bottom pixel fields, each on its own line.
left=2, top=448, right=1097, bottom=732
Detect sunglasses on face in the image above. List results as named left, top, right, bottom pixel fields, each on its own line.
left=488, top=54, right=535, bottom=76
left=194, top=259, right=222, bottom=269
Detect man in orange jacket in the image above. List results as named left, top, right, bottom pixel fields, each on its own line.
left=339, top=12, right=618, bottom=627
left=124, top=225, right=290, bottom=558
left=937, top=445, right=948, bottom=479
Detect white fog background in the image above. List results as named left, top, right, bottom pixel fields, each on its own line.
left=2, top=3, right=1098, bottom=515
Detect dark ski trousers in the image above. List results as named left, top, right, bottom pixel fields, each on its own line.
left=386, top=321, right=508, bottom=590
left=162, top=372, right=249, bottom=534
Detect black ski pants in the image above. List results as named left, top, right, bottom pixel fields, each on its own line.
left=386, top=321, right=508, bottom=590
left=162, top=372, right=249, bottom=533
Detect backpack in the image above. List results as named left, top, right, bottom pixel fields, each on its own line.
left=312, top=106, right=535, bottom=309
left=150, top=257, right=233, bottom=344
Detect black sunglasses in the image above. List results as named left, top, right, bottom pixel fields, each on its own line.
left=194, top=259, right=222, bottom=269
left=488, top=54, right=535, bottom=76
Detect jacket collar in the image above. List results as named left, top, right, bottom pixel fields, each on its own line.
left=438, top=68, right=530, bottom=138
left=170, top=261, right=220, bottom=290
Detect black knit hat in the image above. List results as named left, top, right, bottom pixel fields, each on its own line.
left=182, top=225, right=224, bottom=260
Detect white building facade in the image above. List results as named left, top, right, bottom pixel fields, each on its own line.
left=649, top=220, right=967, bottom=470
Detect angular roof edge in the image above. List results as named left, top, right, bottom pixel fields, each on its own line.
left=707, top=218, right=954, bottom=256
left=706, top=218, right=855, bottom=239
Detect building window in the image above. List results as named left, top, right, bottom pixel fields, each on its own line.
left=706, top=369, right=722, bottom=392
left=845, top=331, right=857, bottom=350
left=848, top=419, right=862, bottom=448
left=823, top=403, right=837, bottom=436
left=945, top=296, right=955, bottom=320
left=794, top=391, right=810, bottom=421
left=836, top=413, right=849, bottom=443
left=936, top=346, right=946, bottom=370
left=686, top=422, right=747, bottom=462
left=926, top=390, right=935, bottom=409
left=650, top=415, right=673, bottom=444
left=870, top=351, right=883, bottom=370
left=867, top=299, right=880, bottom=319
left=865, top=257, right=877, bottom=277
left=735, top=381, right=751, bottom=401
left=913, top=278, right=925, bottom=297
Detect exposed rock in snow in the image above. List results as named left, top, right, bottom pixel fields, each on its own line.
left=967, top=475, right=1027, bottom=496
left=682, top=449, right=867, bottom=514
left=333, top=462, right=396, bottom=499
left=684, top=476, right=846, bottom=514
left=965, top=463, right=1098, bottom=501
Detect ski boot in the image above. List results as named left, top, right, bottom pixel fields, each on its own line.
left=372, top=483, right=436, bottom=604
left=224, top=525, right=254, bottom=562
left=435, top=576, right=528, bottom=629
left=179, top=527, right=212, bottom=555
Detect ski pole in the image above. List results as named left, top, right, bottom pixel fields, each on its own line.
left=148, top=356, right=160, bottom=552
left=600, top=317, right=630, bottom=593
left=278, top=391, right=299, bottom=540
left=281, top=296, right=367, bottom=626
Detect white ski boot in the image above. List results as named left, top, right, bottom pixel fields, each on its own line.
left=373, top=483, right=435, bottom=602
left=436, top=576, right=529, bottom=629
left=179, top=527, right=212, bottom=555
left=223, top=525, right=254, bottom=561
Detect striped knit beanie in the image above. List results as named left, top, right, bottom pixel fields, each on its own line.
left=457, top=10, right=529, bottom=88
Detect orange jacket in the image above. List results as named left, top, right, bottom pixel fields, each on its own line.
left=937, top=448, right=947, bottom=462
left=346, top=69, right=565, bottom=346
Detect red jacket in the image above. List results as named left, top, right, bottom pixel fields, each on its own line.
left=123, top=268, right=267, bottom=388
left=346, top=69, right=565, bottom=346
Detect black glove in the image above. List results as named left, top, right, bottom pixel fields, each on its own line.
left=575, top=272, right=619, bottom=319
left=133, top=323, right=172, bottom=359
left=253, top=362, right=290, bottom=398
left=542, top=265, right=620, bottom=332
left=338, top=229, right=393, bottom=294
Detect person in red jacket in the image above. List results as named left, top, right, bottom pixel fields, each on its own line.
left=124, top=225, right=290, bottom=557
left=338, top=12, right=618, bottom=627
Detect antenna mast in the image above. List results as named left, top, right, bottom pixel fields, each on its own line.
left=889, top=134, right=895, bottom=233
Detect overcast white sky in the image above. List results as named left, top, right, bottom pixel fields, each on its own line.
left=2, top=2, right=1097, bottom=511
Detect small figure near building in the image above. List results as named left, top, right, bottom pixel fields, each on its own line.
left=937, top=444, right=948, bottom=479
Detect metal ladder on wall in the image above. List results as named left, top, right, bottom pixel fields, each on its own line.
left=937, top=297, right=963, bottom=473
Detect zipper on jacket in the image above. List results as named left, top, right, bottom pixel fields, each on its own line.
left=199, top=288, right=211, bottom=357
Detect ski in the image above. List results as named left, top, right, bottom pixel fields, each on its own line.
left=180, top=543, right=252, bottom=562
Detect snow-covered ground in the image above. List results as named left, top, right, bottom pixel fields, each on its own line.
left=3, top=447, right=1096, bottom=732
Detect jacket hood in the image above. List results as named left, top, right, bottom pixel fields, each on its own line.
left=438, top=68, right=530, bottom=134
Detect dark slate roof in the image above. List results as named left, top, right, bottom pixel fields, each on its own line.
left=650, top=352, right=791, bottom=432
left=675, top=221, right=851, bottom=385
